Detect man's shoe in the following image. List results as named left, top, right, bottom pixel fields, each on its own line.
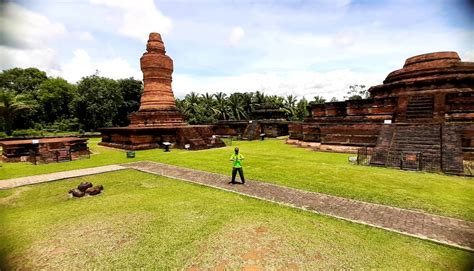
left=228, top=181, right=236, bottom=184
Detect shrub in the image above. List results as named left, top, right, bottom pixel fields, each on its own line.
left=11, top=129, right=44, bottom=137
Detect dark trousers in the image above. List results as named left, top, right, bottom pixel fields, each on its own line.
left=231, top=167, right=245, bottom=183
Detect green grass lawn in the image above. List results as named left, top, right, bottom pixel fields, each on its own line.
left=1, top=138, right=473, bottom=221
left=1, top=170, right=472, bottom=270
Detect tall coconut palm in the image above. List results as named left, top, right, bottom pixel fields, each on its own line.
left=213, top=92, right=230, bottom=120
left=266, top=95, right=285, bottom=108
left=182, top=92, right=201, bottom=115
left=285, top=95, right=297, bottom=108
left=252, top=91, right=267, bottom=107
left=240, top=92, right=254, bottom=119
left=283, top=94, right=298, bottom=120
left=201, top=92, right=215, bottom=106
left=228, top=93, right=247, bottom=120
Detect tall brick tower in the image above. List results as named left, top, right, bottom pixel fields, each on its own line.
left=129, top=33, right=186, bottom=127
left=99, top=32, right=225, bottom=150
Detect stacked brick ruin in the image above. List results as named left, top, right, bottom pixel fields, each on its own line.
left=212, top=105, right=290, bottom=140
left=99, top=33, right=224, bottom=150
left=288, top=52, right=474, bottom=174
left=1, top=137, right=90, bottom=163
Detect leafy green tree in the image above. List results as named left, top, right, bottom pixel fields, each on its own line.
left=0, top=67, right=47, bottom=94
left=330, top=97, right=338, bottom=102
left=309, top=95, right=326, bottom=105
left=10, top=92, right=40, bottom=130
left=72, top=75, right=122, bottom=131
left=113, top=78, right=143, bottom=126
left=0, top=89, right=38, bottom=133
left=344, top=84, right=368, bottom=100
left=296, top=97, right=309, bottom=120
left=37, top=78, right=77, bottom=125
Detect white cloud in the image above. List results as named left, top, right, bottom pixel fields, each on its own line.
left=462, top=50, right=474, bottom=61
left=0, top=46, right=58, bottom=71
left=78, top=31, right=95, bottom=42
left=0, top=2, right=66, bottom=71
left=1, top=2, right=66, bottom=49
left=51, top=49, right=141, bottom=82
left=89, top=0, right=172, bottom=42
left=173, top=69, right=385, bottom=100
left=229, top=26, right=245, bottom=45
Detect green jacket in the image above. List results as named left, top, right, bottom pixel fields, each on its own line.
left=230, top=153, right=244, bottom=168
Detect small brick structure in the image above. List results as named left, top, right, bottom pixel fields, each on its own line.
left=0, top=137, right=90, bottom=163
left=288, top=52, right=474, bottom=174
left=212, top=105, right=290, bottom=140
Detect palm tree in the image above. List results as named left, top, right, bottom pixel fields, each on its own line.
left=201, top=92, right=215, bottom=106
left=240, top=92, right=254, bottom=119
left=266, top=95, right=285, bottom=108
left=283, top=94, right=298, bottom=120
left=311, top=95, right=326, bottom=104
left=296, top=97, right=309, bottom=120
left=252, top=91, right=267, bottom=107
left=285, top=95, right=297, bottom=108
left=0, top=90, right=36, bottom=134
left=182, top=92, right=201, bottom=115
left=213, top=92, right=230, bottom=120
left=228, top=93, right=247, bottom=120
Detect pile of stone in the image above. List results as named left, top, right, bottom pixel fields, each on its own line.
left=68, top=182, right=104, bottom=197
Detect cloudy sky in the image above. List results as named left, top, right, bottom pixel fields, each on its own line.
left=1, top=0, right=473, bottom=100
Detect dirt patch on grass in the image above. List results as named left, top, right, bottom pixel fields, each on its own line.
left=5, top=213, right=151, bottom=270
left=184, top=221, right=327, bottom=270
left=0, top=187, right=31, bottom=206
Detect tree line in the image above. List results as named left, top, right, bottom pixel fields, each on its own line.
left=0, top=68, right=142, bottom=135
left=0, top=67, right=367, bottom=135
left=176, top=91, right=311, bottom=124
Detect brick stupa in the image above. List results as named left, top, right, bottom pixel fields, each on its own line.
left=99, top=33, right=225, bottom=150
left=129, top=33, right=186, bottom=127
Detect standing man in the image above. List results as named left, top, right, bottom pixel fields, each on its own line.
left=230, top=147, right=245, bottom=184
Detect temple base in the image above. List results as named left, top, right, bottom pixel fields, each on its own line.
left=129, top=110, right=186, bottom=127
left=98, top=125, right=225, bottom=150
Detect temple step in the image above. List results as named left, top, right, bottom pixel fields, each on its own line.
left=405, top=96, right=434, bottom=120
left=370, top=124, right=448, bottom=171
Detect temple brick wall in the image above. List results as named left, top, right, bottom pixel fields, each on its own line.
left=211, top=105, right=290, bottom=140
left=0, top=137, right=90, bottom=163
left=288, top=51, right=474, bottom=174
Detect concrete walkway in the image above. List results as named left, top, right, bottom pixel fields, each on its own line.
left=0, top=165, right=125, bottom=189
left=1, top=161, right=473, bottom=251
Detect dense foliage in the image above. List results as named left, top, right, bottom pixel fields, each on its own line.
left=0, top=68, right=142, bottom=134
left=0, top=67, right=365, bottom=134
left=176, top=91, right=311, bottom=124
